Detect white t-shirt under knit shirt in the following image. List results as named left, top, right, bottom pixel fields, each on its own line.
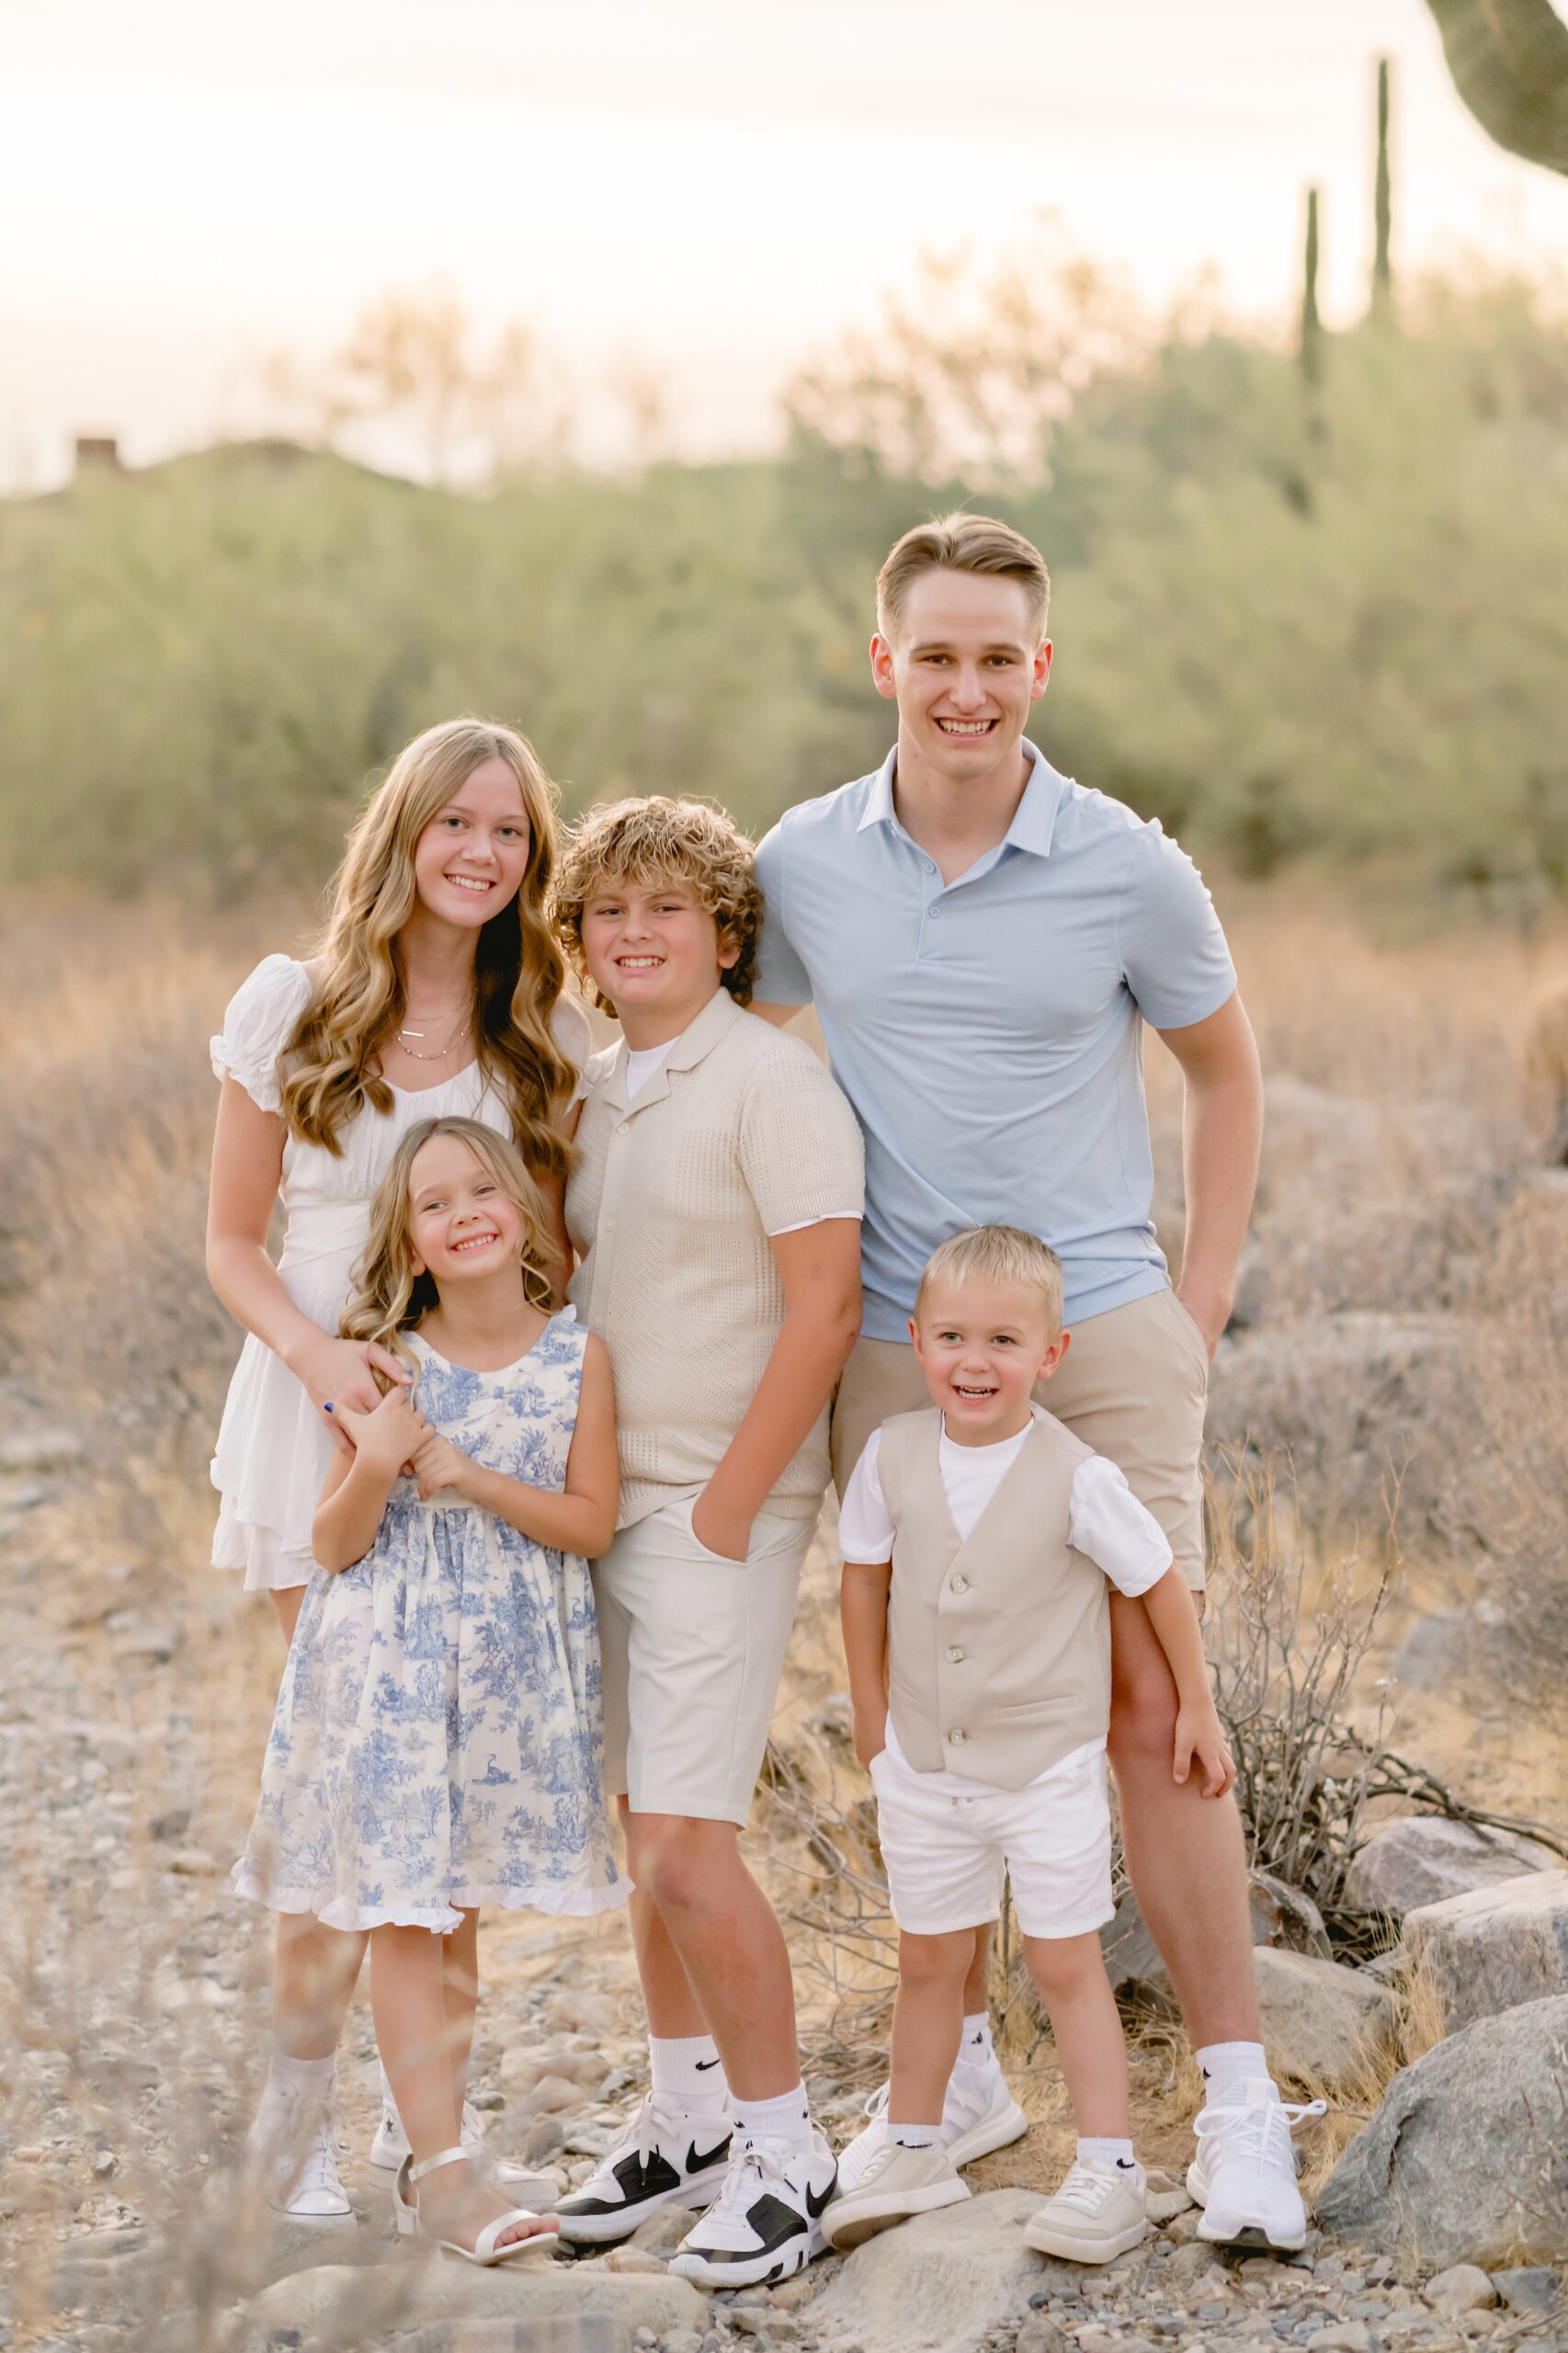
left=839, top=1415, right=1174, bottom=1800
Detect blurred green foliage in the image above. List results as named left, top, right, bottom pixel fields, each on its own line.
left=4, top=262, right=1566, bottom=906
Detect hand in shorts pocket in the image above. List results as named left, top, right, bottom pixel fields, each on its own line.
left=687, top=1491, right=750, bottom=1564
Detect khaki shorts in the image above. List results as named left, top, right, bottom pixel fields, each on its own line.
left=831, top=1286, right=1210, bottom=1589
left=593, top=1497, right=813, bottom=1826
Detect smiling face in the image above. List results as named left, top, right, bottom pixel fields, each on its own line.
left=871, top=568, right=1051, bottom=790
left=911, top=1272, right=1069, bottom=1445
left=409, top=755, right=533, bottom=931
left=577, top=870, right=738, bottom=1045
left=407, top=1131, right=524, bottom=1289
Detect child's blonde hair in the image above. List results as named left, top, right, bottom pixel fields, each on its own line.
left=552, top=795, right=763, bottom=1015
left=915, top=1223, right=1064, bottom=1334
left=279, top=718, right=576, bottom=1172
left=343, top=1115, right=561, bottom=1369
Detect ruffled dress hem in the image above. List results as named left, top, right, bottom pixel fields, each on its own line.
left=232, top=1861, right=630, bottom=1932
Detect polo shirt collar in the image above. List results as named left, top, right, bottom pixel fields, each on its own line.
left=602, top=987, right=742, bottom=1112
left=856, top=736, right=1065, bottom=859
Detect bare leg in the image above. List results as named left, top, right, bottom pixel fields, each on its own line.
left=267, top=1586, right=368, bottom=2060
left=961, top=1927, right=991, bottom=2018
left=619, top=1796, right=710, bottom=2040
left=625, top=1814, right=800, bottom=2100
left=888, top=1931, right=971, bottom=2124
left=1023, top=1933, right=1130, bottom=2139
left=444, top=1908, right=480, bottom=2097
left=369, top=1922, right=553, bottom=2248
left=1108, top=1591, right=1260, bottom=2047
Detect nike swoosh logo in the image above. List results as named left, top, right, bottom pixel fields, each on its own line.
left=694, top=2057, right=722, bottom=2071
left=805, top=2173, right=836, bottom=2218
left=687, top=2138, right=731, bottom=2176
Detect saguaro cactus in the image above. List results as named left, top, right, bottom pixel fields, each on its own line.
left=1372, top=58, right=1394, bottom=316
left=1423, top=0, right=1568, bottom=174
left=1301, top=186, right=1323, bottom=383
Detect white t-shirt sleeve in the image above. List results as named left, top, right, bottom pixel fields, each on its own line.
left=837, top=1428, right=895, bottom=1563
left=1067, top=1456, right=1174, bottom=1597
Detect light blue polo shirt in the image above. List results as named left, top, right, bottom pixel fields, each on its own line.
left=753, top=740, right=1237, bottom=1341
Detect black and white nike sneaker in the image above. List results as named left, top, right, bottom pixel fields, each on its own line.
left=667, top=2131, right=838, bottom=2289
left=553, top=2091, right=732, bottom=2245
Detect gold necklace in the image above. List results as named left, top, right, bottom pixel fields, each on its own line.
left=395, top=1009, right=471, bottom=1063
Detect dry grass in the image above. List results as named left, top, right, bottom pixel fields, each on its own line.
left=4, top=885, right=1568, bottom=2333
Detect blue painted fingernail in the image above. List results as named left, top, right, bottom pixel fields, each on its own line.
left=324, top=1402, right=335, bottom=1413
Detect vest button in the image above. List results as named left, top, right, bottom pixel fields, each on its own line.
left=950, top=1574, right=969, bottom=1593
left=949, top=1728, right=968, bottom=1745
left=948, top=1645, right=965, bottom=1663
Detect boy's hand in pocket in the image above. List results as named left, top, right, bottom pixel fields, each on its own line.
left=691, top=1490, right=751, bottom=1563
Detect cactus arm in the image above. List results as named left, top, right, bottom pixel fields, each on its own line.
left=1422, top=0, right=1568, bottom=174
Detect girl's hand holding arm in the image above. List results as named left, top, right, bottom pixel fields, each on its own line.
left=449, top=1334, right=619, bottom=1559
left=311, top=1392, right=429, bottom=1572
left=1141, top=1566, right=1236, bottom=1798
left=840, top=1560, right=892, bottom=1771
left=206, top=1078, right=411, bottom=1443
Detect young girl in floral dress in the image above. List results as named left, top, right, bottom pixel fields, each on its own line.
left=207, top=718, right=593, bottom=2213
left=235, top=1114, right=623, bottom=2262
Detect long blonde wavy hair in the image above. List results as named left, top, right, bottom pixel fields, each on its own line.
left=280, top=718, right=576, bottom=1173
left=342, top=1115, right=561, bottom=1371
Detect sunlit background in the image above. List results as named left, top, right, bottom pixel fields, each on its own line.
left=6, top=0, right=1565, bottom=482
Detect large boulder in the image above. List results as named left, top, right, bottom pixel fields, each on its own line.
left=1342, top=1816, right=1558, bottom=1921
left=1204, top=1312, right=1492, bottom=1537
left=1314, top=1994, right=1568, bottom=2268
left=1404, top=1870, right=1568, bottom=2029
left=233, top=2256, right=706, bottom=2353
left=809, top=2188, right=1052, bottom=2353
left=1253, top=1948, right=1396, bottom=2095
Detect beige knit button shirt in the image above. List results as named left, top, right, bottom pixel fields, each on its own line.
left=566, top=989, right=865, bottom=1530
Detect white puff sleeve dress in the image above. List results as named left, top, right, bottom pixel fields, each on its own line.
left=209, top=953, right=592, bottom=1593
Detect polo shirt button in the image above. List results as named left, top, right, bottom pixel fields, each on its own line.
left=617, top=1121, right=631, bottom=1134
left=948, top=1645, right=965, bottom=1663
left=950, top=1574, right=969, bottom=1593
left=929, top=904, right=941, bottom=919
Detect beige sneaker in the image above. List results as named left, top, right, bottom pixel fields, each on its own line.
left=1024, top=2158, right=1148, bottom=2265
left=824, top=2138, right=970, bottom=2251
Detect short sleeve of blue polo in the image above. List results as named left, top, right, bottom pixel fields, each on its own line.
left=750, top=741, right=1237, bottom=1339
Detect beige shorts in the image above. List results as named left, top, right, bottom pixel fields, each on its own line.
left=593, top=1497, right=813, bottom=1826
left=831, top=1286, right=1210, bottom=1589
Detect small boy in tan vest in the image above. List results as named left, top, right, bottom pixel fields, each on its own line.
left=825, top=1225, right=1233, bottom=2264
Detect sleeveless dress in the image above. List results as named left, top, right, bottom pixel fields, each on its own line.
left=209, top=953, right=594, bottom=1591
left=233, top=1313, right=626, bottom=1928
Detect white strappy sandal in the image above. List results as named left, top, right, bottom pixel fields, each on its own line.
left=393, top=2144, right=558, bottom=2265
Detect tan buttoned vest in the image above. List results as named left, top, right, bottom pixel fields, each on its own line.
left=878, top=1404, right=1111, bottom=1791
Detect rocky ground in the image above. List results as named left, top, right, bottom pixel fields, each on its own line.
left=2, top=1396, right=1563, bottom=2353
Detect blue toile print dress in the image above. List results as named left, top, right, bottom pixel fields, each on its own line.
left=234, top=1308, right=626, bottom=1932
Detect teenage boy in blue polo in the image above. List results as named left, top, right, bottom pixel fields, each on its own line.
left=752, top=515, right=1312, bottom=2251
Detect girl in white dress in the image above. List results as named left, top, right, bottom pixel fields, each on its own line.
left=237, top=1115, right=622, bottom=2263
left=207, top=717, right=593, bottom=2215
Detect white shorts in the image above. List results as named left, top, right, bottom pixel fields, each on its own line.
left=870, top=1728, right=1115, bottom=1940
left=593, top=1497, right=812, bottom=1827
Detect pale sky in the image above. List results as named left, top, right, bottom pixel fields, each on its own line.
left=4, top=0, right=1565, bottom=485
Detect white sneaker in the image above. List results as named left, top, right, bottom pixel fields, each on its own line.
left=824, top=2138, right=970, bottom=2251
left=369, top=2094, right=557, bottom=2204
left=1187, top=2077, right=1326, bottom=2251
left=245, top=2090, right=354, bottom=2220
left=835, top=2046, right=1028, bottom=2196
left=667, top=2130, right=838, bottom=2290
left=554, top=2090, right=733, bottom=2245
left=1024, top=2158, right=1149, bottom=2266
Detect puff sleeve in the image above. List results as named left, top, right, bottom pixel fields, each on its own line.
left=210, top=954, right=314, bottom=1116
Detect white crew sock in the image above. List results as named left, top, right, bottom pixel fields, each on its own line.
left=1196, top=2042, right=1274, bottom=2108
left=649, top=2033, right=729, bottom=2113
left=956, top=2012, right=994, bottom=2070
left=733, top=2082, right=814, bottom=2154
left=888, top=2120, right=941, bottom=2149
left=1077, top=2135, right=1140, bottom=2177
left=265, top=2050, right=335, bottom=2100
